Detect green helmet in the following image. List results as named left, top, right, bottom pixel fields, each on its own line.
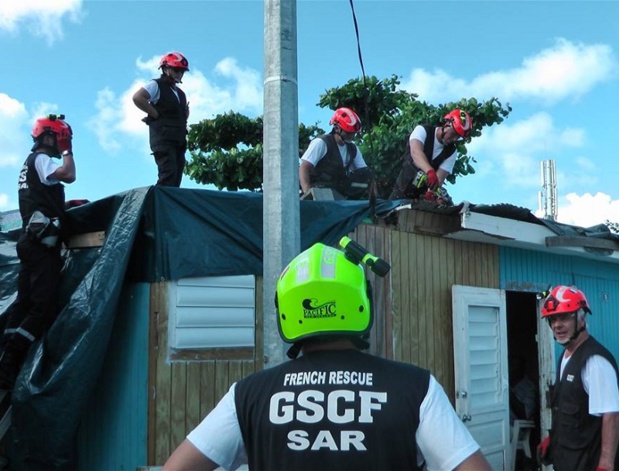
left=275, top=243, right=372, bottom=345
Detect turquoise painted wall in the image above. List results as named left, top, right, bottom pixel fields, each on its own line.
left=499, top=246, right=619, bottom=361
left=75, top=282, right=150, bottom=471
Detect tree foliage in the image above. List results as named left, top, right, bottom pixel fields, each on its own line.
left=185, top=75, right=512, bottom=197
left=186, top=112, right=323, bottom=191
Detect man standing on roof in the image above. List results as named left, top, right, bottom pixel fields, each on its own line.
left=299, top=107, right=372, bottom=200
left=0, top=114, right=76, bottom=390
left=538, top=285, right=619, bottom=471
left=133, top=51, right=190, bottom=187
left=389, top=109, right=473, bottom=203
left=163, top=239, right=492, bottom=471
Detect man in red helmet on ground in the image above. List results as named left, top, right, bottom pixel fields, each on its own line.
left=389, top=109, right=473, bottom=203
left=0, top=114, right=76, bottom=390
left=133, top=51, right=190, bottom=187
left=538, top=285, right=619, bottom=471
left=299, top=107, right=371, bottom=200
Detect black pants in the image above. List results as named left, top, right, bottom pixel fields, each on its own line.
left=1, top=232, right=63, bottom=358
left=153, top=145, right=186, bottom=187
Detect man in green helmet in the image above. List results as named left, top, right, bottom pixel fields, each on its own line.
left=164, top=241, right=491, bottom=471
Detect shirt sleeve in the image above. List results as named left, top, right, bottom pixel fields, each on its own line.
left=416, top=375, right=480, bottom=471
left=34, top=153, right=61, bottom=185
left=583, top=355, right=619, bottom=415
left=300, top=138, right=328, bottom=166
left=187, top=383, right=247, bottom=471
left=143, top=80, right=160, bottom=104
left=350, top=145, right=367, bottom=170
left=410, top=125, right=427, bottom=145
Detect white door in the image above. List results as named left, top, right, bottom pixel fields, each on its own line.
left=452, top=285, right=510, bottom=470
left=536, top=297, right=556, bottom=471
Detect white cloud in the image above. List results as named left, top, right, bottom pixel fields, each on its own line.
left=89, top=56, right=263, bottom=155
left=467, top=112, right=585, bottom=188
left=0, top=193, right=9, bottom=211
left=402, top=38, right=618, bottom=104
left=556, top=192, right=619, bottom=227
left=0, top=93, right=29, bottom=168
left=88, top=88, right=125, bottom=154
left=0, top=0, right=83, bottom=44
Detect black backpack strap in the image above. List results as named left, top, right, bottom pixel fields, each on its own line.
left=344, top=142, right=357, bottom=173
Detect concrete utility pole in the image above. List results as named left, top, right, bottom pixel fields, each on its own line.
left=262, top=0, right=300, bottom=368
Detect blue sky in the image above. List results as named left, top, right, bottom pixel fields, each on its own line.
left=1, top=0, right=618, bottom=227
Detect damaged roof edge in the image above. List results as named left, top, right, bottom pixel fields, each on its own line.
left=445, top=209, right=619, bottom=263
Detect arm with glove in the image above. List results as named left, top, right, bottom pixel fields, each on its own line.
left=537, top=435, right=551, bottom=466
left=410, top=139, right=445, bottom=190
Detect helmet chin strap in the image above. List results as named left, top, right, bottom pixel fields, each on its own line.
left=556, top=320, right=586, bottom=346
left=162, top=69, right=182, bottom=84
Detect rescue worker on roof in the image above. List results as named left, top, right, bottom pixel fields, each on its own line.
left=0, top=114, right=76, bottom=390
left=537, top=285, right=619, bottom=471
left=299, top=107, right=372, bottom=200
left=389, top=109, right=473, bottom=204
left=133, top=51, right=190, bottom=187
left=163, top=239, right=491, bottom=471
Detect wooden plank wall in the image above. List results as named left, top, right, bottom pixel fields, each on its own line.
left=390, top=226, right=500, bottom=401
left=146, top=218, right=500, bottom=464
left=148, top=278, right=264, bottom=466
left=352, top=223, right=393, bottom=359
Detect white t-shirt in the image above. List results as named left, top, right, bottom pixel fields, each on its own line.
left=410, top=125, right=457, bottom=174
left=187, top=375, right=479, bottom=471
left=301, top=137, right=367, bottom=171
left=143, top=79, right=180, bottom=104
left=560, top=353, right=619, bottom=415
left=34, top=153, right=61, bottom=185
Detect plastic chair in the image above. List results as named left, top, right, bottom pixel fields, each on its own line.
left=510, top=419, right=535, bottom=471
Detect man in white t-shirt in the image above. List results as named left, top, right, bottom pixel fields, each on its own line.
left=390, top=109, right=473, bottom=203
left=164, top=240, right=491, bottom=471
left=133, top=51, right=190, bottom=187
left=0, top=115, right=76, bottom=390
left=539, top=285, right=619, bottom=471
left=299, top=107, right=371, bottom=200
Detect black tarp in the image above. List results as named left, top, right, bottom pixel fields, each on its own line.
left=0, top=186, right=399, bottom=470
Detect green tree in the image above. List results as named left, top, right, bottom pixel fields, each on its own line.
left=186, top=112, right=323, bottom=191
left=185, top=75, right=512, bottom=197
left=318, top=75, right=511, bottom=196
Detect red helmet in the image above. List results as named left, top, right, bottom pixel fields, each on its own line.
left=541, top=285, right=592, bottom=318
left=329, top=107, right=361, bottom=133
left=31, top=114, right=73, bottom=153
left=444, top=109, right=472, bottom=138
left=159, top=51, right=189, bottom=71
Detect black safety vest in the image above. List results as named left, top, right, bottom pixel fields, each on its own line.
left=234, top=349, right=429, bottom=471
left=308, top=133, right=358, bottom=195
left=17, top=152, right=65, bottom=228
left=149, top=78, right=188, bottom=149
left=550, top=336, right=619, bottom=471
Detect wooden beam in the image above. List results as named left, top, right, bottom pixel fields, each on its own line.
left=545, top=235, right=618, bottom=253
